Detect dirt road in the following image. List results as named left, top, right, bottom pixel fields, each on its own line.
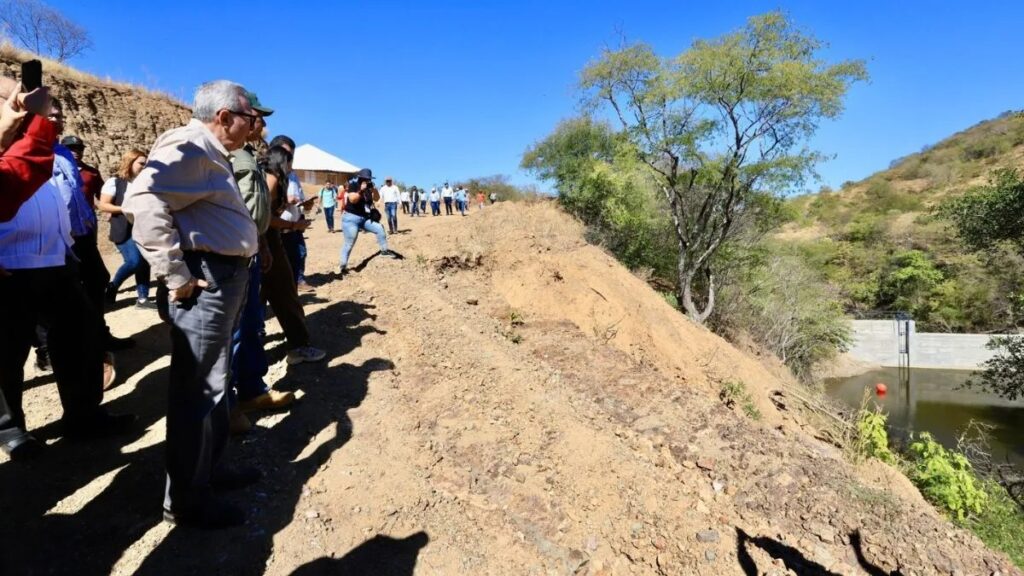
left=0, top=202, right=1017, bottom=575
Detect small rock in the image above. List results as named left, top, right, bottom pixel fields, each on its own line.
left=305, top=510, right=320, bottom=519
left=712, top=480, right=726, bottom=494
left=696, top=530, right=720, bottom=544
left=466, top=298, right=479, bottom=305
left=696, top=458, right=715, bottom=471
left=704, top=549, right=716, bottom=562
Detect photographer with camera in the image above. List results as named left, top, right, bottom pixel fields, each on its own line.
left=337, top=168, right=397, bottom=277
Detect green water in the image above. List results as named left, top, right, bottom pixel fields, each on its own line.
left=825, top=368, right=1024, bottom=468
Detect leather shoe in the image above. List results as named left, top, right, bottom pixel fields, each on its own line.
left=211, top=466, right=262, bottom=491
left=229, top=407, right=252, bottom=435
left=2, top=434, right=43, bottom=462
left=238, top=390, right=295, bottom=413
left=163, top=497, right=246, bottom=529
left=63, top=411, right=137, bottom=439
left=106, top=334, right=136, bottom=351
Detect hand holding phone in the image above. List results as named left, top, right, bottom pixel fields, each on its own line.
left=20, top=60, right=42, bottom=92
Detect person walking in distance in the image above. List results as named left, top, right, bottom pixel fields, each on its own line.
left=319, top=180, right=337, bottom=233
left=400, top=186, right=411, bottom=215
left=419, top=186, right=428, bottom=216
left=379, top=176, right=401, bottom=234
left=441, top=181, right=454, bottom=215
left=430, top=186, right=441, bottom=216
left=123, top=80, right=262, bottom=529
left=96, top=148, right=153, bottom=308
left=338, top=168, right=398, bottom=277
left=454, top=185, right=468, bottom=216
left=410, top=186, right=421, bottom=217
left=477, top=191, right=485, bottom=210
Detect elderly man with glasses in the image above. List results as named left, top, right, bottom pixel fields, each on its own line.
left=123, top=80, right=260, bottom=529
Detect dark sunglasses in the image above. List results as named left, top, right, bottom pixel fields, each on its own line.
left=224, top=109, right=259, bottom=128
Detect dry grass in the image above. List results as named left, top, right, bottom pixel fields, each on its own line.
left=0, top=42, right=185, bottom=106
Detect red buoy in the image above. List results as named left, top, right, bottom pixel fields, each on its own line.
left=875, top=383, right=888, bottom=396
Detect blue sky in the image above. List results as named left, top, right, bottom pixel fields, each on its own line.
left=48, top=0, right=1024, bottom=193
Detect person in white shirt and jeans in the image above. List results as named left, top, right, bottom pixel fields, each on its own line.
left=379, top=176, right=401, bottom=234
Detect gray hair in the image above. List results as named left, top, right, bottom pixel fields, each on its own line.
left=192, top=80, right=246, bottom=122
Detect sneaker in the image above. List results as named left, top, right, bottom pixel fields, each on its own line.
left=286, top=346, right=326, bottom=365
left=136, top=298, right=157, bottom=309
left=380, top=250, right=400, bottom=259
left=238, top=390, right=295, bottom=413
left=2, top=433, right=44, bottom=462
left=229, top=407, right=252, bottom=435
left=103, top=352, right=117, bottom=390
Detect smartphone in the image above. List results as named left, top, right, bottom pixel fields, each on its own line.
left=21, top=59, right=42, bottom=91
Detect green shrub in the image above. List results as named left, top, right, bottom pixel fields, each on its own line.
left=718, top=380, right=762, bottom=420
left=853, top=408, right=896, bottom=463
left=962, top=480, right=1024, bottom=567
left=906, top=433, right=986, bottom=520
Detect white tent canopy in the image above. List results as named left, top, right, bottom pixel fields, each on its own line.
left=291, top=143, right=359, bottom=174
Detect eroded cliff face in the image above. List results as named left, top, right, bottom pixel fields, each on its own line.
left=1, top=54, right=191, bottom=176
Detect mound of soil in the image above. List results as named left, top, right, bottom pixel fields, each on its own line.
left=1, top=202, right=1017, bottom=575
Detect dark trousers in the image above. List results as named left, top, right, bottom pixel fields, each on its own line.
left=164, top=252, right=249, bottom=513
left=431, top=201, right=440, bottom=216
left=400, top=201, right=409, bottom=214
left=72, top=231, right=111, bottom=318
left=230, top=255, right=269, bottom=403
left=0, top=266, right=105, bottom=445
left=444, top=197, right=453, bottom=215
left=262, top=230, right=310, bottom=349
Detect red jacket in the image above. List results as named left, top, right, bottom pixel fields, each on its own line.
left=78, top=161, right=103, bottom=208
left=0, top=115, right=56, bottom=222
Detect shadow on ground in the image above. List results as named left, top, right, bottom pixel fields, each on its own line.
left=0, top=298, right=413, bottom=576
left=736, top=528, right=900, bottom=576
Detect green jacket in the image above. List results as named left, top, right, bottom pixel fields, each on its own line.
left=230, top=144, right=271, bottom=234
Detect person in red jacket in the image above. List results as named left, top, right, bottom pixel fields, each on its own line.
left=0, top=78, right=55, bottom=224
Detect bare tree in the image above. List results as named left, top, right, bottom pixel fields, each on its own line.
left=0, top=0, right=92, bottom=62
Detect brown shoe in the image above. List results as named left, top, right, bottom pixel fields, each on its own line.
left=102, top=352, right=117, bottom=390
left=229, top=407, right=252, bottom=435
left=238, top=390, right=295, bottom=413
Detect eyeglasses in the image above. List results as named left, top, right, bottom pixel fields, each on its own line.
left=223, top=109, right=259, bottom=128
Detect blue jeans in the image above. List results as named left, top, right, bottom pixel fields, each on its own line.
left=384, top=201, right=399, bottom=233
left=411, top=199, right=420, bottom=216
left=419, top=200, right=427, bottom=214
left=231, top=255, right=269, bottom=403
left=281, top=231, right=306, bottom=284
left=112, top=240, right=151, bottom=300
left=457, top=200, right=466, bottom=215
left=323, top=206, right=335, bottom=231
left=431, top=201, right=440, bottom=215
left=339, top=211, right=388, bottom=269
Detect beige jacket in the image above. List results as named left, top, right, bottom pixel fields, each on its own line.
left=123, top=119, right=258, bottom=289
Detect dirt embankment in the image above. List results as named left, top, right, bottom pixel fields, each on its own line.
left=2, top=201, right=1018, bottom=575
left=0, top=48, right=191, bottom=173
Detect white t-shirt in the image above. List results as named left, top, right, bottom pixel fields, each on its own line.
left=281, top=172, right=305, bottom=224
left=400, top=190, right=411, bottom=202
left=441, top=186, right=453, bottom=198
left=379, top=184, right=401, bottom=204
left=429, top=189, right=440, bottom=201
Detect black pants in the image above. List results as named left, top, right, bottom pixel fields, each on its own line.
left=261, top=230, right=310, bottom=349
left=37, top=233, right=113, bottom=359
left=0, top=266, right=105, bottom=445
left=444, top=197, right=453, bottom=215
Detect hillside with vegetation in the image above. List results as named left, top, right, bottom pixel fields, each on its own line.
left=780, top=110, right=1024, bottom=332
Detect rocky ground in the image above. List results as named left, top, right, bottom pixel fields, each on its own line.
left=0, top=202, right=1018, bottom=575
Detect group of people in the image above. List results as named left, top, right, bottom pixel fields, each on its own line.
left=0, top=76, right=338, bottom=529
